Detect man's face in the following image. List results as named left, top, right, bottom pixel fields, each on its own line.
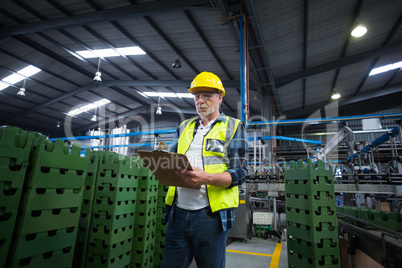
left=193, top=92, right=222, bottom=117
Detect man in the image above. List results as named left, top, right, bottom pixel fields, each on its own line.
left=161, top=72, right=248, bottom=268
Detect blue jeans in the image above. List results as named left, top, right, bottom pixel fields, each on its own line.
left=161, top=206, right=229, bottom=268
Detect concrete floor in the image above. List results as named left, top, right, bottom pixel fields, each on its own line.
left=225, top=237, right=288, bottom=268
left=189, top=237, right=288, bottom=268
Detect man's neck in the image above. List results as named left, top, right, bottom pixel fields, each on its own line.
left=200, top=112, right=220, bottom=126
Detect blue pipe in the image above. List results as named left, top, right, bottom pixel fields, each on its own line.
left=246, top=112, right=402, bottom=127
left=248, top=135, right=321, bottom=145
left=50, top=128, right=176, bottom=141
left=81, top=142, right=173, bottom=150
left=240, top=16, right=245, bottom=124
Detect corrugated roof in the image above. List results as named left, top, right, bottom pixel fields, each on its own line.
left=0, top=0, right=401, bottom=136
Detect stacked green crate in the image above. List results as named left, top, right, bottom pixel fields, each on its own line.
left=73, top=150, right=101, bottom=267
left=7, top=139, right=87, bottom=267
left=0, top=127, right=37, bottom=268
left=131, top=162, right=158, bottom=268
left=85, top=152, right=139, bottom=268
left=285, top=159, right=341, bottom=268
left=154, top=182, right=168, bottom=267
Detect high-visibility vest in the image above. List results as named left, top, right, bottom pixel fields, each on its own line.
left=165, top=116, right=241, bottom=212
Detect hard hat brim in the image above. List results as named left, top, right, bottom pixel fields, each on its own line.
left=188, top=86, right=225, bottom=97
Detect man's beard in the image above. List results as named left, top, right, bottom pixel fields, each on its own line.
left=197, top=105, right=216, bottom=117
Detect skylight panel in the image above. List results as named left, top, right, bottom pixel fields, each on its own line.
left=176, top=93, right=194, bottom=98
left=76, top=50, right=97, bottom=58
left=67, top=98, right=111, bottom=116
left=76, top=46, right=146, bottom=58
left=18, top=65, right=41, bottom=77
left=116, top=46, right=146, bottom=55
left=93, top=49, right=119, bottom=58
left=3, top=73, right=25, bottom=84
left=0, top=65, right=41, bottom=92
left=0, top=81, right=10, bottom=91
left=369, top=61, right=402, bottom=76
left=144, top=92, right=176, bottom=98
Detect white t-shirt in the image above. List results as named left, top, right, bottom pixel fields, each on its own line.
left=176, top=119, right=215, bottom=210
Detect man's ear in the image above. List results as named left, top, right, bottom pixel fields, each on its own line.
left=218, top=93, right=223, bottom=104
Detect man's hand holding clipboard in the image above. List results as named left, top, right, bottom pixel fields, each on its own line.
left=137, top=150, right=200, bottom=189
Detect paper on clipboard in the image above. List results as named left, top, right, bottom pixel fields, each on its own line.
left=137, top=150, right=200, bottom=189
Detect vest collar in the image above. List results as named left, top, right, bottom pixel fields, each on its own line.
left=193, top=112, right=227, bottom=127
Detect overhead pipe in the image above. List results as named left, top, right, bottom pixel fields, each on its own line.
left=248, top=136, right=321, bottom=145
left=82, top=142, right=173, bottom=150
left=246, top=112, right=402, bottom=127
left=49, top=128, right=176, bottom=141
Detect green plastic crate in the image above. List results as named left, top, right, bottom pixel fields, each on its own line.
left=285, top=159, right=341, bottom=268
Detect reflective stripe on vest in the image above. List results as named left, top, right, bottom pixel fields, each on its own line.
left=165, top=116, right=241, bottom=212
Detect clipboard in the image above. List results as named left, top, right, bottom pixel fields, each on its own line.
left=137, top=150, right=200, bottom=189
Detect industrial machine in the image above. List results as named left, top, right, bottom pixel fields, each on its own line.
left=229, top=188, right=251, bottom=243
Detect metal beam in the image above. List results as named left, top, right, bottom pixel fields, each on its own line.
left=4, top=79, right=239, bottom=121
left=0, top=51, right=122, bottom=119
left=73, top=106, right=199, bottom=133
left=0, top=6, right=132, bottom=113
left=144, top=16, right=200, bottom=75
left=353, top=12, right=402, bottom=96
left=184, top=10, right=233, bottom=80
left=11, top=83, right=97, bottom=119
left=0, top=48, right=81, bottom=87
left=14, top=35, right=94, bottom=77
left=111, top=21, right=181, bottom=80
left=13, top=33, right=149, bottom=110
left=302, top=0, right=309, bottom=108
left=145, top=16, right=235, bottom=113
left=0, top=0, right=211, bottom=38
left=327, top=0, right=363, bottom=102
left=275, top=40, right=402, bottom=87
left=104, top=79, right=240, bottom=88
left=0, top=65, right=99, bottom=117
left=47, top=0, right=181, bottom=108
left=184, top=10, right=248, bottom=113
left=284, top=82, right=402, bottom=118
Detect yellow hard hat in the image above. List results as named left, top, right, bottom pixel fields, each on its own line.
left=188, top=72, right=225, bottom=97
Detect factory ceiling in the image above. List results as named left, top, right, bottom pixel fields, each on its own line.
left=0, top=0, right=401, bottom=137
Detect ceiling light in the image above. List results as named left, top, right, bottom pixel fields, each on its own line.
left=17, top=78, right=27, bottom=97
left=93, top=58, right=102, bottom=84
left=91, top=114, right=97, bottom=122
left=76, top=46, right=146, bottom=58
left=369, top=60, right=402, bottom=76
left=17, top=87, right=25, bottom=96
left=156, top=96, right=162, bottom=115
left=143, top=92, right=193, bottom=98
left=331, top=91, right=341, bottom=100
left=93, top=72, right=102, bottom=83
left=351, top=25, right=367, bottom=37
left=56, top=121, right=61, bottom=128
left=67, top=98, right=111, bottom=116
left=172, top=57, right=181, bottom=68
